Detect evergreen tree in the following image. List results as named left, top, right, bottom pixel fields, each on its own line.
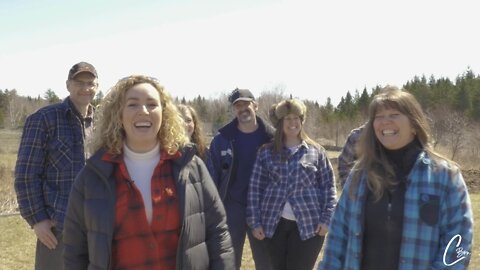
left=357, top=87, right=370, bottom=117
left=454, top=85, right=471, bottom=113
left=469, top=89, right=480, bottom=121
left=92, top=90, right=104, bottom=107
left=404, top=75, right=431, bottom=108
left=44, top=89, right=61, bottom=104
left=321, top=97, right=335, bottom=123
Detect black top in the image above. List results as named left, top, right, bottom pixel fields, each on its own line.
left=361, top=139, right=422, bottom=270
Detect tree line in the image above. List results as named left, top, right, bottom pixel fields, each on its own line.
left=1, top=68, right=479, bottom=160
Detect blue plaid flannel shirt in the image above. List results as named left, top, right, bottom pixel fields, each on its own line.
left=319, top=151, right=473, bottom=270
left=247, top=141, right=337, bottom=241
left=14, top=98, right=90, bottom=232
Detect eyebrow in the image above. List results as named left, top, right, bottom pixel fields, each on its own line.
left=126, top=96, right=158, bottom=101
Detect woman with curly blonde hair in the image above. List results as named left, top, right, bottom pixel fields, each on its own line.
left=64, top=75, right=234, bottom=270
left=90, top=75, right=188, bottom=155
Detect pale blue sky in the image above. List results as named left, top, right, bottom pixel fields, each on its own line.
left=1, top=0, right=479, bottom=105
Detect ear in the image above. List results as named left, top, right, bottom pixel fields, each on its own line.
left=66, top=80, right=72, bottom=93
left=252, top=102, right=259, bottom=111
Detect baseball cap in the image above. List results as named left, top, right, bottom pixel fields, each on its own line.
left=228, top=88, right=255, bottom=104
left=68, top=62, right=98, bottom=80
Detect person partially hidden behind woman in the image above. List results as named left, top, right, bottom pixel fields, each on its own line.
left=318, top=86, right=473, bottom=269
left=63, top=75, right=234, bottom=270
left=177, top=104, right=209, bottom=162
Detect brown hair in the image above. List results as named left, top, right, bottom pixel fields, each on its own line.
left=268, top=99, right=319, bottom=159
left=350, top=87, right=454, bottom=200
left=177, top=104, right=208, bottom=162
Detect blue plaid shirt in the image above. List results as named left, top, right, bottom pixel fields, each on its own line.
left=337, top=125, right=364, bottom=188
left=319, top=151, right=473, bottom=270
left=14, top=98, right=92, bottom=232
left=247, top=141, right=337, bottom=241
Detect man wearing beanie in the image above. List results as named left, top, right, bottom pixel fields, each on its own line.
left=15, top=61, right=98, bottom=270
left=207, top=88, right=275, bottom=270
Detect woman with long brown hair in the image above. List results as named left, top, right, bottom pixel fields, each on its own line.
left=319, top=87, right=473, bottom=269
left=247, top=99, right=336, bottom=270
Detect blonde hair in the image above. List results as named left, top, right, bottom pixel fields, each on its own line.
left=90, top=75, right=188, bottom=155
left=177, top=104, right=208, bottom=161
left=350, top=87, right=453, bottom=199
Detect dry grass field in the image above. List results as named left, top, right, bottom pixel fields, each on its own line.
left=0, top=129, right=478, bottom=269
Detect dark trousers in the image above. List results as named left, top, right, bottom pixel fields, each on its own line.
left=266, top=218, right=324, bottom=270
left=35, top=228, right=64, bottom=270
left=225, top=200, right=272, bottom=270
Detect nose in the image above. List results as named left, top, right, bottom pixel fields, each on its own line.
left=138, top=105, right=149, bottom=114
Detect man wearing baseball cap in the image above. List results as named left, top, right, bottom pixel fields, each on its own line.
left=15, top=61, right=99, bottom=270
left=207, top=88, right=275, bottom=270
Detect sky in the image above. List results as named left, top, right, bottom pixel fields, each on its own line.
left=1, top=0, right=479, bottom=106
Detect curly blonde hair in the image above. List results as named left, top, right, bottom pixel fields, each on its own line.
left=90, top=75, right=188, bottom=155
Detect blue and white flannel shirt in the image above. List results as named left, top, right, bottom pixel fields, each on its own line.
left=14, top=98, right=91, bottom=232
left=247, top=141, right=337, bottom=241
left=337, top=124, right=364, bottom=188
left=319, top=151, right=473, bottom=270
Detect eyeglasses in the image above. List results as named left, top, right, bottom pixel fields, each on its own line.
left=71, top=79, right=97, bottom=88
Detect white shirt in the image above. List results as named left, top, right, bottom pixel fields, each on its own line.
left=281, top=144, right=302, bottom=221
left=123, top=143, right=160, bottom=224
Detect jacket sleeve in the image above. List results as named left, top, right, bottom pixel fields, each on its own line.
left=317, top=180, right=351, bottom=270
left=206, top=136, right=221, bottom=187
left=198, top=160, right=235, bottom=270
left=246, top=149, right=267, bottom=230
left=14, top=112, right=50, bottom=226
left=431, top=167, right=473, bottom=269
left=63, top=171, right=89, bottom=270
left=317, top=151, right=337, bottom=226
left=337, top=127, right=362, bottom=188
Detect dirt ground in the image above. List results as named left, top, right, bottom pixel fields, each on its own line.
left=463, top=169, right=480, bottom=194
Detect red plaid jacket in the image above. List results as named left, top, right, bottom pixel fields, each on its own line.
left=103, top=151, right=181, bottom=270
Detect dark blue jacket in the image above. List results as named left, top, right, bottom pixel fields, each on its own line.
left=207, top=116, right=274, bottom=201
left=63, top=144, right=234, bottom=270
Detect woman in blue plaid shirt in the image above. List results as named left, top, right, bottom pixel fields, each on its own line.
left=319, top=87, right=473, bottom=270
left=246, top=99, right=337, bottom=270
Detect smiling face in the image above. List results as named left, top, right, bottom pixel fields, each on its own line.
left=232, top=100, right=257, bottom=124
left=66, top=72, right=98, bottom=110
left=180, top=108, right=194, bottom=138
left=282, top=113, right=302, bottom=140
left=373, top=107, right=416, bottom=150
left=122, top=83, right=162, bottom=152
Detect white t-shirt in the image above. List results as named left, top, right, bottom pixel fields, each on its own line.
left=281, top=144, right=302, bottom=221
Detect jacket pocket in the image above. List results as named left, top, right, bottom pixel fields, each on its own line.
left=48, top=137, right=73, bottom=168
left=300, top=162, right=318, bottom=187
left=419, top=193, right=440, bottom=226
